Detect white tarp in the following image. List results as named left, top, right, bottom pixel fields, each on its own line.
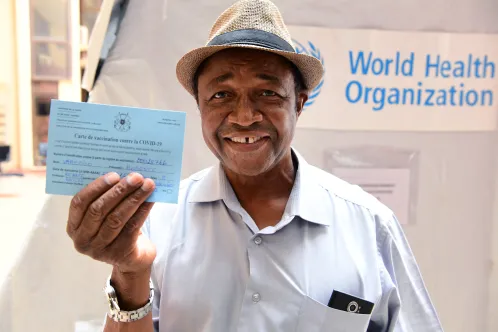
left=288, top=26, right=498, bottom=131
left=2, top=0, right=498, bottom=331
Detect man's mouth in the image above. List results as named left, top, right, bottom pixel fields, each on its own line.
left=228, top=136, right=265, bottom=144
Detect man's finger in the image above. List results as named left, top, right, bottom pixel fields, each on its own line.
left=104, top=204, right=155, bottom=265
left=67, top=172, right=121, bottom=234
left=123, top=202, right=155, bottom=234
left=75, top=173, right=145, bottom=242
left=92, top=180, right=155, bottom=247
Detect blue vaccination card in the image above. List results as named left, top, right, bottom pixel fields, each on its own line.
left=45, top=100, right=186, bottom=203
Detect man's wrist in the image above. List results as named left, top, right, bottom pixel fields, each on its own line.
left=110, top=266, right=152, bottom=311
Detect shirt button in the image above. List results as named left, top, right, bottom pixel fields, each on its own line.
left=252, top=293, right=261, bottom=303
left=254, top=236, right=262, bottom=245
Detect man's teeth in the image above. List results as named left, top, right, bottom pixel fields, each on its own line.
left=230, top=137, right=263, bottom=144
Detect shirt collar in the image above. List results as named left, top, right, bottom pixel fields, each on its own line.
left=188, top=148, right=332, bottom=226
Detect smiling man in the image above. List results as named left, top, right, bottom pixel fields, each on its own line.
left=66, top=1, right=443, bottom=331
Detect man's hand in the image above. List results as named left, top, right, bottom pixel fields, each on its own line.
left=66, top=172, right=157, bottom=275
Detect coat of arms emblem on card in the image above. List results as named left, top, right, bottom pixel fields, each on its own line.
left=114, top=112, right=131, bottom=132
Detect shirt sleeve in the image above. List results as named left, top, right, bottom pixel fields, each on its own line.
left=369, top=214, right=444, bottom=332
left=141, top=216, right=161, bottom=332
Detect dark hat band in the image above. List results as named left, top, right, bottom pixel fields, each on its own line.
left=207, top=29, right=295, bottom=53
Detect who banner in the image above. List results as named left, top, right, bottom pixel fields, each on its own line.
left=288, top=26, right=498, bottom=131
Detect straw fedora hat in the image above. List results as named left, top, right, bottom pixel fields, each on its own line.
left=176, top=0, right=324, bottom=96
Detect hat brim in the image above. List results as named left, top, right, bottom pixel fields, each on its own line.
left=176, top=44, right=324, bottom=97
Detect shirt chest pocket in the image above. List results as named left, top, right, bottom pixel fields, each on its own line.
left=296, top=296, right=371, bottom=332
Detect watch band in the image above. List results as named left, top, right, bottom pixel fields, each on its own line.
left=104, top=276, right=155, bottom=323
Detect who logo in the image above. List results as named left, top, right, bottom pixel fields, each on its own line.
left=292, top=39, right=325, bottom=109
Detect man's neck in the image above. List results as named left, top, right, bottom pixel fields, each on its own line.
left=223, top=151, right=297, bottom=204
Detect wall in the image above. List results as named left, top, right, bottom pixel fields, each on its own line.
left=490, top=163, right=498, bottom=331
left=0, top=0, right=19, bottom=170
left=15, top=0, right=34, bottom=169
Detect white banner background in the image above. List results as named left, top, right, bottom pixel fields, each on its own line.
left=288, top=26, right=498, bottom=131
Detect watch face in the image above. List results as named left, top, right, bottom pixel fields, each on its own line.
left=104, top=284, right=117, bottom=303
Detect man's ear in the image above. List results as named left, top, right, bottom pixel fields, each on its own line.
left=296, top=92, right=309, bottom=117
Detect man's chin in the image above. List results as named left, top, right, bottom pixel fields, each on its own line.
left=222, top=159, right=273, bottom=177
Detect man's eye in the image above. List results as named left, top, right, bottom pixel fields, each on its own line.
left=213, top=92, right=228, bottom=99
left=262, top=90, right=276, bottom=97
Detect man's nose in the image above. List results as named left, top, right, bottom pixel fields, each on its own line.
left=227, top=96, right=263, bottom=127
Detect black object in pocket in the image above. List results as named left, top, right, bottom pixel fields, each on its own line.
left=328, top=290, right=374, bottom=315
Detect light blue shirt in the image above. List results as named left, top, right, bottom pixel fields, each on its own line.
left=143, top=149, right=443, bottom=332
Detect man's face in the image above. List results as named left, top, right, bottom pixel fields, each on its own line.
left=196, top=48, right=308, bottom=176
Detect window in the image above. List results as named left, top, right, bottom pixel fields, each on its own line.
left=31, top=81, right=58, bottom=166
left=30, top=0, right=71, bottom=80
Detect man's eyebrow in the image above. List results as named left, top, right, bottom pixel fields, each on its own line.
left=205, top=72, right=283, bottom=88
left=207, top=73, right=234, bottom=88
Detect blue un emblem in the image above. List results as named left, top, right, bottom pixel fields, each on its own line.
left=292, top=39, right=325, bottom=110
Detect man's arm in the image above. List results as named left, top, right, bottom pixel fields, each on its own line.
left=65, top=172, right=158, bottom=332
left=369, top=214, right=444, bottom=332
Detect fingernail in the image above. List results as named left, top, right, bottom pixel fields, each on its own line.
left=126, top=173, right=143, bottom=186
left=104, top=172, right=120, bottom=185
left=141, top=178, right=155, bottom=191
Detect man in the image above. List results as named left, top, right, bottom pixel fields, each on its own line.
left=66, top=0, right=443, bottom=331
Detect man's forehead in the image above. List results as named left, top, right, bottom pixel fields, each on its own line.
left=202, top=48, right=292, bottom=73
